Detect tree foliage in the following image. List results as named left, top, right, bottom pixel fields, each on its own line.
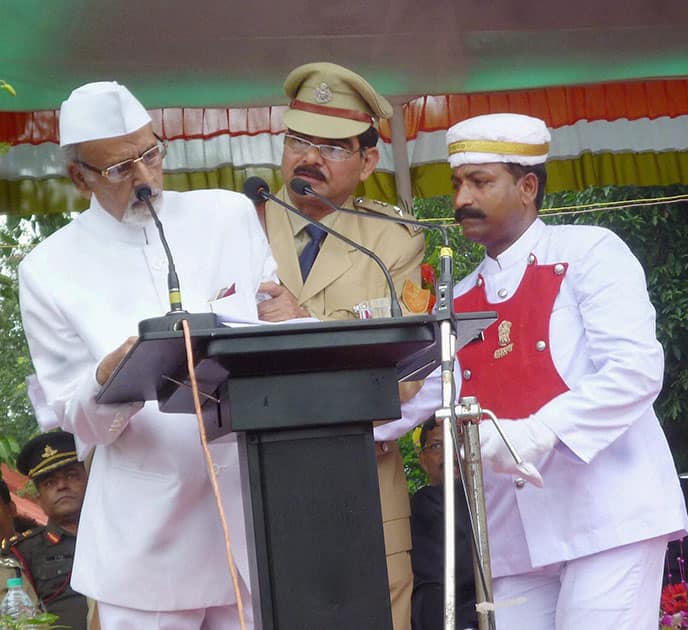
left=0, top=213, right=71, bottom=469
left=544, top=184, right=688, bottom=472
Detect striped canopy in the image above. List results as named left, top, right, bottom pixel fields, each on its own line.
left=1, top=78, right=687, bottom=215
left=3, top=0, right=688, bottom=214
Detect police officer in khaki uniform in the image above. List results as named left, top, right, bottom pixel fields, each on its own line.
left=256, top=61, right=425, bottom=630
left=1, top=430, right=90, bottom=630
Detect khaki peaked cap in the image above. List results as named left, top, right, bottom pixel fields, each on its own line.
left=283, top=62, right=393, bottom=139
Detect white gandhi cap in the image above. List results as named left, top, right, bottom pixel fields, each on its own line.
left=59, top=81, right=152, bottom=147
left=446, top=113, right=551, bottom=168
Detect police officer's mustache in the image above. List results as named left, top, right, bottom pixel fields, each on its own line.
left=294, top=166, right=326, bottom=182
left=454, top=207, right=485, bottom=222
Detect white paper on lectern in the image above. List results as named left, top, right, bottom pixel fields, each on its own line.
left=218, top=314, right=320, bottom=327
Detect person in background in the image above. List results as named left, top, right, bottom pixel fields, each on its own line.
left=1, top=430, right=88, bottom=629
left=0, top=479, right=37, bottom=541
left=410, top=418, right=477, bottom=630
left=256, top=62, right=426, bottom=630
left=0, top=478, right=40, bottom=609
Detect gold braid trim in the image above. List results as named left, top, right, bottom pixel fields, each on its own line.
left=28, top=451, right=77, bottom=478
left=448, top=139, right=549, bottom=157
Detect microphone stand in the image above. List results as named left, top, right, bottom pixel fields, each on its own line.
left=432, top=233, right=496, bottom=630
left=291, top=178, right=448, bottom=238
left=134, top=186, right=218, bottom=334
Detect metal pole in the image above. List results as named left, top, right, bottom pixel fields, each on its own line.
left=389, top=100, right=413, bottom=212
left=457, top=398, right=495, bottom=630
left=440, top=320, right=457, bottom=629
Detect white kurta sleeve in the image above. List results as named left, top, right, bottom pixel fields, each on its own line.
left=19, top=258, right=142, bottom=449
left=374, top=365, right=444, bottom=441
left=243, top=195, right=279, bottom=287
left=533, top=230, right=665, bottom=463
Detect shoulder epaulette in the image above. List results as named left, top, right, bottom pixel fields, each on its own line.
left=353, top=197, right=422, bottom=235
left=0, top=528, right=42, bottom=554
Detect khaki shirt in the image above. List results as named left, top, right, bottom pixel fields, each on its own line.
left=265, top=187, right=425, bottom=320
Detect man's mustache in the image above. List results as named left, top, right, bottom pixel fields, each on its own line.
left=293, top=166, right=326, bottom=183
left=454, top=207, right=486, bottom=222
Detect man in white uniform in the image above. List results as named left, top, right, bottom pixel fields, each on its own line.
left=18, top=82, right=277, bottom=629
left=376, top=113, right=688, bottom=629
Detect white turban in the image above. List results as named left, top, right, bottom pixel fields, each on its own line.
left=59, top=81, right=151, bottom=146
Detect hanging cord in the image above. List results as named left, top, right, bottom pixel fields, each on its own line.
left=541, top=193, right=688, bottom=218
left=2, top=193, right=687, bottom=259
left=181, top=318, right=246, bottom=630
left=402, top=192, right=688, bottom=226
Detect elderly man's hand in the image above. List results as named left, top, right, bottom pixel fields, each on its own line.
left=478, top=417, right=558, bottom=488
left=96, top=336, right=138, bottom=385
left=257, top=282, right=311, bottom=322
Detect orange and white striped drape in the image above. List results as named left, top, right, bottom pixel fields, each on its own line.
left=1, top=78, right=686, bottom=215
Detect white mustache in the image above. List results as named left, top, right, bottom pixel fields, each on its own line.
left=122, top=190, right=164, bottom=226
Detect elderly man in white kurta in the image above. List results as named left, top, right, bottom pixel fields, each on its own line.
left=18, top=82, right=277, bottom=629
left=376, top=113, right=688, bottom=629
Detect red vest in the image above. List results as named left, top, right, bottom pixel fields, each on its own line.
left=454, top=256, right=570, bottom=418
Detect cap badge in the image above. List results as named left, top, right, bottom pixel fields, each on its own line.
left=493, top=319, right=514, bottom=360
left=41, top=445, right=58, bottom=459
left=313, top=82, right=333, bottom=104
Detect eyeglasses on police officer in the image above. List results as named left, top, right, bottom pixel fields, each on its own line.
left=283, top=133, right=364, bottom=162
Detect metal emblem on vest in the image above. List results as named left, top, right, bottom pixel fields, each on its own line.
left=494, top=320, right=514, bottom=359
left=314, top=82, right=333, bottom=103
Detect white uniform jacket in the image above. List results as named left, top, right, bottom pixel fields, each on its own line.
left=378, top=218, right=688, bottom=577
left=19, top=190, right=278, bottom=610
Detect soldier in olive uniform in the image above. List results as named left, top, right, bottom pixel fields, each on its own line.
left=1, top=430, right=88, bottom=630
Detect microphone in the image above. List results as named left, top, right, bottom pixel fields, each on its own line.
left=290, top=177, right=455, bottom=323
left=243, top=177, right=403, bottom=318
left=134, top=185, right=217, bottom=334
left=243, top=177, right=270, bottom=206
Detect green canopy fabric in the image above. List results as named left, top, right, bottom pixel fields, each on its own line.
left=2, top=0, right=688, bottom=112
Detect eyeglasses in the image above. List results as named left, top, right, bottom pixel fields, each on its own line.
left=76, top=134, right=167, bottom=183
left=283, top=133, right=362, bottom=162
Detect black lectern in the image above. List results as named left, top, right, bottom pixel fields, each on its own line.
left=98, top=312, right=496, bottom=629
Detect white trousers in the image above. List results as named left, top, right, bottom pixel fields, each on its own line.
left=492, top=535, right=669, bottom=630
left=97, top=581, right=253, bottom=630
